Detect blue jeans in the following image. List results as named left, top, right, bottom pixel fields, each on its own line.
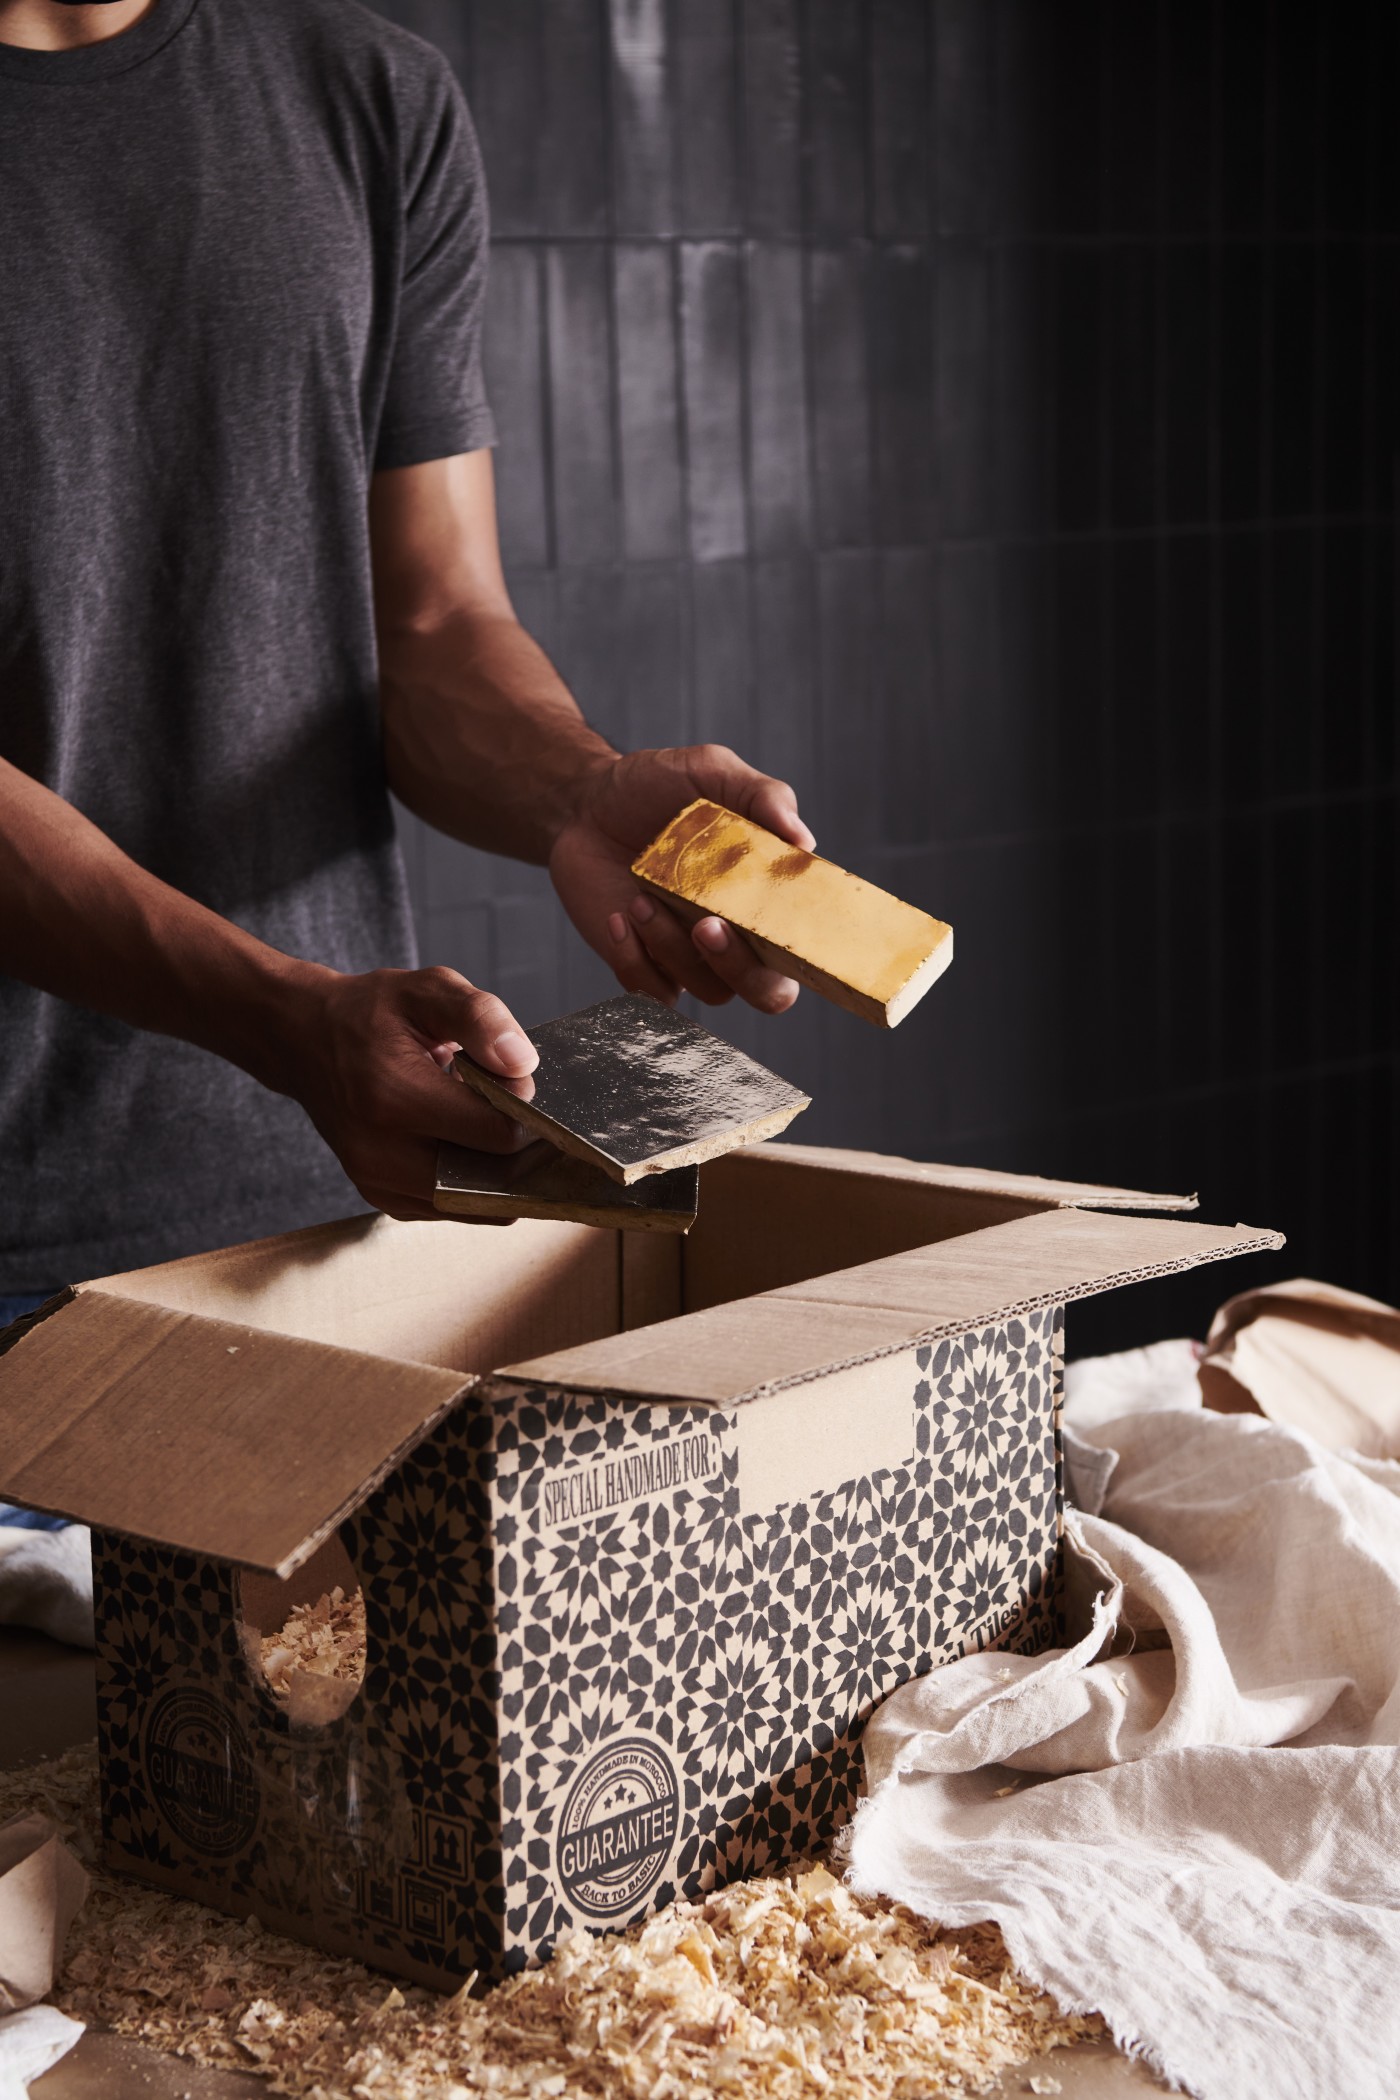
left=0, top=1292, right=69, bottom=1530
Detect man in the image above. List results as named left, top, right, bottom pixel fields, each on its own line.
left=0, top=0, right=812, bottom=1355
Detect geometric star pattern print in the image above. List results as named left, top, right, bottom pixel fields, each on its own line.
left=89, top=1308, right=1063, bottom=1984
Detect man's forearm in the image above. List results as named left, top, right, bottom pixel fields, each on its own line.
left=0, top=757, right=318, bottom=1092
left=370, top=452, right=618, bottom=863
left=379, top=606, right=616, bottom=863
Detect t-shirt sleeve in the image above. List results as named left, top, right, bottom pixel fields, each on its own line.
left=375, top=62, right=496, bottom=472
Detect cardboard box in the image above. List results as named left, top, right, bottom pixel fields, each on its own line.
left=0, top=1144, right=1280, bottom=1986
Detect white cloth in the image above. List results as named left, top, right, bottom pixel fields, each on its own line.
left=0, top=2007, right=84, bottom=2099
left=1062, top=1336, right=1203, bottom=1433
left=0, top=1528, right=93, bottom=1649
left=846, top=1406, right=1400, bottom=2099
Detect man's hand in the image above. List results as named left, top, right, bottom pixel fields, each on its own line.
left=549, top=745, right=815, bottom=1011
left=282, top=966, right=538, bottom=1222
left=0, top=750, right=541, bottom=1223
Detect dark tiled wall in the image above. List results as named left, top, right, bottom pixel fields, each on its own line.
left=375, top=0, right=1399, bottom=1348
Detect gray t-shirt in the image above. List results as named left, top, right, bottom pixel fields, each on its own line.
left=0, top=0, right=495, bottom=1289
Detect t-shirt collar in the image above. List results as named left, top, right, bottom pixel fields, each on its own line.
left=0, top=0, right=200, bottom=86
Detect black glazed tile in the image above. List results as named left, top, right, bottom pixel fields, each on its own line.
left=1315, top=801, right=1369, bottom=1067
left=741, top=0, right=802, bottom=236
left=617, top=568, right=690, bottom=754
left=1053, top=247, right=1106, bottom=533
left=1268, top=245, right=1319, bottom=522
left=1219, top=531, right=1265, bottom=808
left=1265, top=527, right=1318, bottom=801
left=1161, top=246, right=1212, bottom=528
left=1321, top=247, right=1366, bottom=517
left=1320, top=524, right=1367, bottom=793
left=1046, top=0, right=1105, bottom=235
left=609, top=0, right=676, bottom=234
left=466, top=0, right=542, bottom=236
left=933, top=240, right=991, bottom=542
left=1104, top=0, right=1160, bottom=235
left=680, top=243, right=748, bottom=562
left=934, top=0, right=994, bottom=239
left=1321, top=8, right=1368, bottom=233
left=435, top=1140, right=699, bottom=1233
left=1107, top=536, right=1159, bottom=819
left=745, top=244, right=813, bottom=555
left=808, top=248, right=873, bottom=548
left=1218, top=247, right=1264, bottom=523
left=456, top=996, right=810, bottom=1183
left=692, top=562, right=755, bottom=758
left=870, top=246, right=934, bottom=547
left=537, top=0, right=609, bottom=236
left=878, top=549, right=936, bottom=850
left=1270, top=4, right=1322, bottom=234
left=805, top=0, right=868, bottom=240
left=1219, top=1, right=1267, bottom=236
left=674, top=0, right=743, bottom=233
left=615, top=245, right=686, bottom=563
left=1162, top=0, right=1213, bottom=236
left=544, top=244, right=618, bottom=566
left=871, top=0, right=930, bottom=242
left=483, top=245, right=550, bottom=570
left=1106, top=246, right=1157, bottom=530
left=748, top=558, right=819, bottom=799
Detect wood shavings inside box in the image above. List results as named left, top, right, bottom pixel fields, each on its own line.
left=259, top=1584, right=366, bottom=1724
left=0, top=1743, right=1105, bottom=2099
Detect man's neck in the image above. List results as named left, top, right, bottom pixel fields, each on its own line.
left=0, top=0, right=156, bottom=51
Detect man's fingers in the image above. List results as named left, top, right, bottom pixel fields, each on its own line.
left=674, top=745, right=815, bottom=852
left=377, top=1057, right=530, bottom=1156
left=628, top=896, right=735, bottom=1006
left=691, top=916, right=800, bottom=1013
left=348, top=1116, right=523, bottom=1224
left=401, top=966, right=538, bottom=1081
left=605, top=908, right=682, bottom=1005
left=743, top=776, right=815, bottom=853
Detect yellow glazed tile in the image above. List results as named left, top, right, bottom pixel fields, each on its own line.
left=632, top=800, right=953, bottom=1027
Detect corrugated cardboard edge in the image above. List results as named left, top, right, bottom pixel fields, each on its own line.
left=737, top=1141, right=1199, bottom=1213
left=502, top=1218, right=1285, bottom=1405
left=0, top=1287, right=477, bottom=1578
left=253, top=1378, right=476, bottom=1579
left=753, top=1224, right=1285, bottom=1396
left=0, top=1288, right=76, bottom=1358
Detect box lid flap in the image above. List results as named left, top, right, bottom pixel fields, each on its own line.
left=0, top=1287, right=471, bottom=1575
left=503, top=1207, right=1282, bottom=1402
left=743, top=1141, right=1198, bottom=1211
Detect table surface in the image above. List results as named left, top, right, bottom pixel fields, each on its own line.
left=0, top=1626, right=1164, bottom=2099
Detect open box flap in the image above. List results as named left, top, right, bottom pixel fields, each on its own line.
left=0, top=1287, right=471, bottom=1576
left=742, top=1141, right=1198, bottom=1211
left=503, top=1207, right=1284, bottom=1403
left=70, top=1209, right=624, bottom=1374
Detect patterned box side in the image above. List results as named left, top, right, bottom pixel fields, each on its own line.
left=90, top=1305, right=1063, bottom=1985
left=92, top=1396, right=504, bottom=1988
left=490, top=1305, right=1064, bottom=1966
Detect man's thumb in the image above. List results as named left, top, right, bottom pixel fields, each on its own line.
left=402, top=968, right=538, bottom=1080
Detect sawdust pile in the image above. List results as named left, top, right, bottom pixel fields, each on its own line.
left=259, top=1586, right=366, bottom=1702
left=1, top=1743, right=1105, bottom=2098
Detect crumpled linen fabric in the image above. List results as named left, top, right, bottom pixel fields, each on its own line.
left=0, top=1528, right=92, bottom=1649
left=0, top=2007, right=84, bottom=2099
left=846, top=1406, right=1400, bottom=2099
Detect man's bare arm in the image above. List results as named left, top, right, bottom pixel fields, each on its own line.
left=371, top=451, right=814, bottom=1013
left=370, top=448, right=614, bottom=863
left=0, top=756, right=537, bottom=1219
